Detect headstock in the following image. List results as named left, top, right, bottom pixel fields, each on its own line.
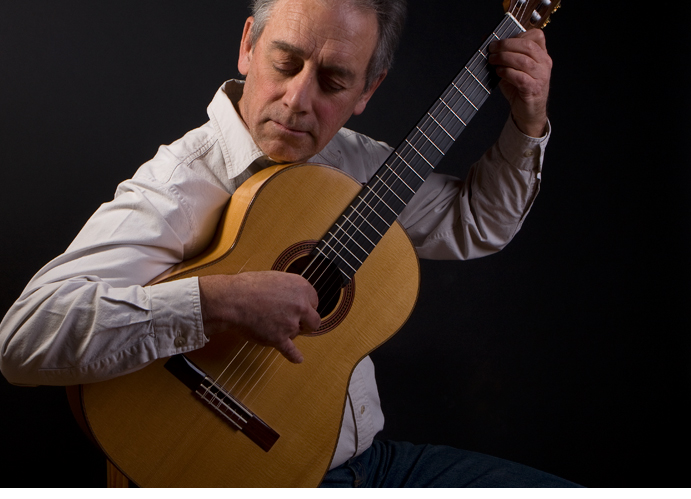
left=502, top=0, right=561, bottom=29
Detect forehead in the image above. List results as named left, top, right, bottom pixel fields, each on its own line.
left=260, top=0, right=379, bottom=74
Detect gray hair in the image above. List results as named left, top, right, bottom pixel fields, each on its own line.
left=248, top=0, right=407, bottom=90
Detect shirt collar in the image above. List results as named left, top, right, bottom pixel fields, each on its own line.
left=207, top=79, right=345, bottom=178
left=207, top=79, right=268, bottom=180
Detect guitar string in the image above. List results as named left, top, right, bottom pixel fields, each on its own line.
left=204, top=249, right=338, bottom=405
left=227, top=11, right=524, bottom=404
left=292, top=14, right=523, bottom=311
left=243, top=349, right=287, bottom=407
left=204, top=10, right=530, bottom=408
left=235, top=345, right=279, bottom=399
left=312, top=13, right=518, bottom=281
left=235, top=17, right=520, bottom=404
left=196, top=256, right=264, bottom=406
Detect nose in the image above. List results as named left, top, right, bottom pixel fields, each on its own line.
left=282, top=70, right=315, bottom=114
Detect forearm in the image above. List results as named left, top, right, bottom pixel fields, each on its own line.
left=0, top=163, right=228, bottom=385
left=0, top=273, right=206, bottom=386
left=400, top=117, right=549, bottom=260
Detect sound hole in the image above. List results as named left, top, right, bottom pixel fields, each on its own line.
left=272, top=241, right=355, bottom=335
left=285, top=254, right=344, bottom=318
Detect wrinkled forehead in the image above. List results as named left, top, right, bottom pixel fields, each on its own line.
left=261, top=0, right=379, bottom=72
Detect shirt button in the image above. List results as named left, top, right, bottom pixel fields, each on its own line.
left=360, top=405, right=366, bottom=415
left=523, top=149, right=534, bottom=158
left=174, top=337, right=187, bottom=347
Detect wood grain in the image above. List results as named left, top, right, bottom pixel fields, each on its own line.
left=79, top=164, right=420, bottom=487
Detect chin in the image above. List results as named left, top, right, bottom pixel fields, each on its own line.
left=262, top=144, right=316, bottom=165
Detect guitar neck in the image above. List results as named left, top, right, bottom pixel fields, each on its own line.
left=315, top=12, right=526, bottom=281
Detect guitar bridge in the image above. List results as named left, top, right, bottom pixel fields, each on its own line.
left=164, top=355, right=279, bottom=452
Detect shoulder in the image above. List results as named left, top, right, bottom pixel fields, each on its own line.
left=312, top=127, right=393, bottom=183
left=133, top=122, right=225, bottom=185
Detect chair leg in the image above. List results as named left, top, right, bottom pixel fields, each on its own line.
left=107, top=460, right=129, bottom=488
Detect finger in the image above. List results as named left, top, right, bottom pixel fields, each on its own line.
left=299, top=306, right=321, bottom=334
left=492, top=51, right=544, bottom=80
left=489, top=34, right=549, bottom=65
left=276, top=336, right=304, bottom=364
left=303, top=281, right=319, bottom=310
left=518, top=29, right=547, bottom=51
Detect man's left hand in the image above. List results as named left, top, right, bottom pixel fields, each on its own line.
left=488, top=29, right=552, bottom=137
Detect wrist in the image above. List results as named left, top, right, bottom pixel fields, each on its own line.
left=512, top=113, right=548, bottom=138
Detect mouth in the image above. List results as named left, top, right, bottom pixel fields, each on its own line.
left=270, top=119, right=310, bottom=137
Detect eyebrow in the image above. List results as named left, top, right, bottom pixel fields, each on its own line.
left=270, top=40, right=358, bottom=83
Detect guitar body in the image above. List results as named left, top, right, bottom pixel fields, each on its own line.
left=78, top=163, right=420, bottom=487
left=74, top=1, right=562, bottom=486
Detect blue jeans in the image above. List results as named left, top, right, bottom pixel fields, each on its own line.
left=320, top=440, right=581, bottom=487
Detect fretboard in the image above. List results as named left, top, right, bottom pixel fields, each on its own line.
left=316, top=12, right=526, bottom=281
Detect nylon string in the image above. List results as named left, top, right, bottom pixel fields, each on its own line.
left=200, top=7, right=533, bottom=412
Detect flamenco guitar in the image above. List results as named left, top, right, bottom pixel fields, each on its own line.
left=70, top=0, right=560, bottom=487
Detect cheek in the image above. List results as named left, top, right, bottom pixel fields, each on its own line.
left=314, top=99, right=353, bottom=136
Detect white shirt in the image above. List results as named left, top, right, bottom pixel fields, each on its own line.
left=0, top=80, right=549, bottom=468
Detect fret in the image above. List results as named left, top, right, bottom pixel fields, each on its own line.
left=451, top=82, right=479, bottom=111
left=464, top=66, right=491, bottom=95
left=333, top=234, right=369, bottom=267
left=404, top=139, right=436, bottom=172
left=383, top=164, right=416, bottom=195
left=394, top=151, right=425, bottom=182
left=312, top=246, right=352, bottom=280
left=426, top=112, right=455, bottom=141
left=343, top=202, right=387, bottom=238
left=336, top=225, right=375, bottom=257
left=438, top=97, right=468, bottom=127
left=333, top=220, right=374, bottom=254
left=415, top=125, right=444, bottom=155
left=404, top=138, right=442, bottom=169
left=418, top=117, right=454, bottom=152
left=355, top=192, right=391, bottom=227
left=386, top=160, right=426, bottom=197
left=372, top=173, right=408, bottom=206
left=362, top=186, right=399, bottom=221
left=370, top=184, right=405, bottom=218
left=336, top=208, right=383, bottom=245
left=320, top=238, right=359, bottom=272
left=428, top=103, right=465, bottom=139
left=381, top=159, right=421, bottom=196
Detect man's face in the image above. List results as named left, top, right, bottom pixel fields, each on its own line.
left=237, top=0, right=385, bottom=163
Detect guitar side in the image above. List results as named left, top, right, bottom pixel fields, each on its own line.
left=78, top=163, right=420, bottom=487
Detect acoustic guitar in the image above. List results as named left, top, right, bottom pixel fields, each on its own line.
left=70, top=0, right=560, bottom=487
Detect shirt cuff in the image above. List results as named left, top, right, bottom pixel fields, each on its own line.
left=148, top=277, right=208, bottom=358
left=497, top=117, right=551, bottom=172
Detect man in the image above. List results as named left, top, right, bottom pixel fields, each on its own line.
left=0, top=0, right=575, bottom=487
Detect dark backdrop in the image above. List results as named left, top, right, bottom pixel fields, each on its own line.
left=1, top=0, right=688, bottom=488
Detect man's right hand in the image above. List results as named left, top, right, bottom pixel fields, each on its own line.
left=198, top=271, right=321, bottom=364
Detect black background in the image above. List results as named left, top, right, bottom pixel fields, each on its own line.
left=1, top=0, right=689, bottom=488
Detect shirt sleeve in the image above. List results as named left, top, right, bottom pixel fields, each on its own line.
left=399, top=117, right=550, bottom=260
left=0, top=148, right=231, bottom=386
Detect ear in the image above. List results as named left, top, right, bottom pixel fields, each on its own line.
left=353, top=71, right=387, bottom=116
left=237, top=17, right=255, bottom=76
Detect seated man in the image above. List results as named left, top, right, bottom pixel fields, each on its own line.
left=0, top=0, right=577, bottom=487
